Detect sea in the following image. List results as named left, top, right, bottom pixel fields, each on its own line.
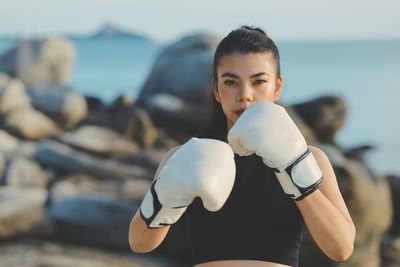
left=0, top=37, right=399, bottom=176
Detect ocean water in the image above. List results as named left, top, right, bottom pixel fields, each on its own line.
left=0, top=38, right=399, bottom=176
left=70, top=38, right=162, bottom=100
left=278, top=40, right=400, bottom=177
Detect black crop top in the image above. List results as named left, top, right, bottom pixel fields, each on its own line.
left=184, top=153, right=305, bottom=267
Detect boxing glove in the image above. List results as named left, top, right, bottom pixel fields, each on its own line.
left=140, top=137, right=236, bottom=228
left=228, top=102, right=323, bottom=201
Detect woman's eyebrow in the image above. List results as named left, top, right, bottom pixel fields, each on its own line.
left=250, top=72, right=270, bottom=78
left=221, top=72, right=270, bottom=78
left=221, top=72, right=239, bottom=78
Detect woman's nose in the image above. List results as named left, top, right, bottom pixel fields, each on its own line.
left=237, top=84, right=253, bottom=102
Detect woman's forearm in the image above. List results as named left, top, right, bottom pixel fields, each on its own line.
left=295, top=189, right=355, bottom=262
left=129, top=146, right=180, bottom=253
left=128, top=210, right=171, bottom=253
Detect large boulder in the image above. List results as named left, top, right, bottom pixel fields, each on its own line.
left=0, top=240, right=179, bottom=267
left=285, top=105, right=318, bottom=145
left=47, top=196, right=137, bottom=249
left=0, top=37, right=76, bottom=86
left=136, top=34, right=220, bottom=137
left=0, top=187, right=47, bottom=240
left=143, top=93, right=205, bottom=139
left=4, top=157, right=50, bottom=189
left=82, top=96, right=160, bottom=149
left=34, top=140, right=152, bottom=180
left=0, top=130, right=19, bottom=154
left=292, top=96, right=347, bottom=144
left=386, top=175, right=400, bottom=237
left=137, top=33, right=219, bottom=105
left=0, top=130, right=37, bottom=164
left=58, top=125, right=138, bottom=157
left=0, top=78, right=31, bottom=115
left=0, top=153, right=5, bottom=182
left=0, top=72, right=10, bottom=87
left=3, top=108, right=59, bottom=140
left=299, top=144, right=393, bottom=267
left=382, top=236, right=400, bottom=267
left=48, top=174, right=150, bottom=205
left=27, top=83, right=88, bottom=129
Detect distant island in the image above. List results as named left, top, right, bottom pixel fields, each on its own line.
left=77, top=23, right=151, bottom=42
left=0, top=23, right=152, bottom=43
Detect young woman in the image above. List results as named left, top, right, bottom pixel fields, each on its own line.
left=129, top=26, right=355, bottom=267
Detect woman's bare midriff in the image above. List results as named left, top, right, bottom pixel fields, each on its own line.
left=195, top=260, right=291, bottom=267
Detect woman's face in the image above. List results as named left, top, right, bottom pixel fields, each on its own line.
left=214, top=52, right=283, bottom=130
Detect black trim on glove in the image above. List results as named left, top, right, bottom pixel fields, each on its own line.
left=139, top=179, right=163, bottom=228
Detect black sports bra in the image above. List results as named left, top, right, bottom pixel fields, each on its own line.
left=184, top=153, right=305, bottom=267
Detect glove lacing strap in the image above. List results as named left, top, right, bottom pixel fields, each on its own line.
left=273, top=148, right=324, bottom=201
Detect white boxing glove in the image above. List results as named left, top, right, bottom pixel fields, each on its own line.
left=140, top=137, right=236, bottom=228
left=228, top=102, right=323, bottom=201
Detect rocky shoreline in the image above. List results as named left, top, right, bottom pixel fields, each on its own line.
left=0, top=34, right=399, bottom=267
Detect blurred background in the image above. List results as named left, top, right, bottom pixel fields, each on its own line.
left=0, top=0, right=399, bottom=267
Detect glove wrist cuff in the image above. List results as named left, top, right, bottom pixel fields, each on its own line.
left=140, top=180, right=187, bottom=228
left=275, top=149, right=324, bottom=201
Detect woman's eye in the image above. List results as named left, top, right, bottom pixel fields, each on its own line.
left=254, top=80, right=267, bottom=86
left=224, top=80, right=237, bottom=86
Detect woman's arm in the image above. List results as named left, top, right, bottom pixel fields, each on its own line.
left=128, top=146, right=180, bottom=253
left=295, top=145, right=356, bottom=262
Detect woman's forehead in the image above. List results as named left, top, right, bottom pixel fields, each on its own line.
left=217, top=52, right=276, bottom=77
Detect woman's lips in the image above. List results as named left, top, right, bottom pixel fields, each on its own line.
left=234, top=109, right=246, bottom=116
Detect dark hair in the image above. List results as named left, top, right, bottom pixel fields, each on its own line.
left=198, top=25, right=281, bottom=140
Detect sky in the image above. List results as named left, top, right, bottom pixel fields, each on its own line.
left=1, top=0, right=400, bottom=42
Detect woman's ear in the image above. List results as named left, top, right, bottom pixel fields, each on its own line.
left=274, top=76, right=284, bottom=101
left=213, top=82, right=221, bottom=103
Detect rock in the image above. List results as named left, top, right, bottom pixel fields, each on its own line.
left=3, top=108, right=59, bottom=140
left=27, top=83, right=88, bottom=129
left=81, top=101, right=160, bottom=149
left=137, top=33, right=219, bottom=105
left=0, top=78, right=31, bottom=115
left=0, top=130, right=19, bottom=154
left=48, top=174, right=150, bottom=205
left=344, top=144, right=375, bottom=162
left=48, top=174, right=92, bottom=205
left=116, top=148, right=167, bottom=171
left=2, top=141, right=37, bottom=162
left=0, top=154, right=5, bottom=183
left=47, top=196, right=137, bottom=249
left=299, top=144, right=393, bottom=267
left=121, top=178, right=152, bottom=202
left=127, top=107, right=159, bottom=148
left=335, top=154, right=392, bottom=265
left=319, top=143, right=377, bottom=180
left=85, top=95, right=104, bottom=111
left=136, top=34, right=219, bottom=138
left=0, top=37, right=76, bottom=86
left=381, top=236, right=400, bottom=267
left=285, top=106, right=318, bottom=144
left=0, top=187, right=47, bottom=239
left=144, top=93, right=205, bottom=139
left=0, top=240, right=180, bottom=267
left=58, top=125, right=138, bottom=157
left=292, top=96, right=347, bottom=144
left=5, top=157, right=49, bottom=189
left=386, top=175, right=400, bottom=237
left=89, top=23, right=152, bottom=41
left=146, top=93, right=185, bottom=113
left=109, top=94, right=134, bottom=110
left=35, top=140, right=152, bottom=180
left=0, top=72, right=10, bottom=87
